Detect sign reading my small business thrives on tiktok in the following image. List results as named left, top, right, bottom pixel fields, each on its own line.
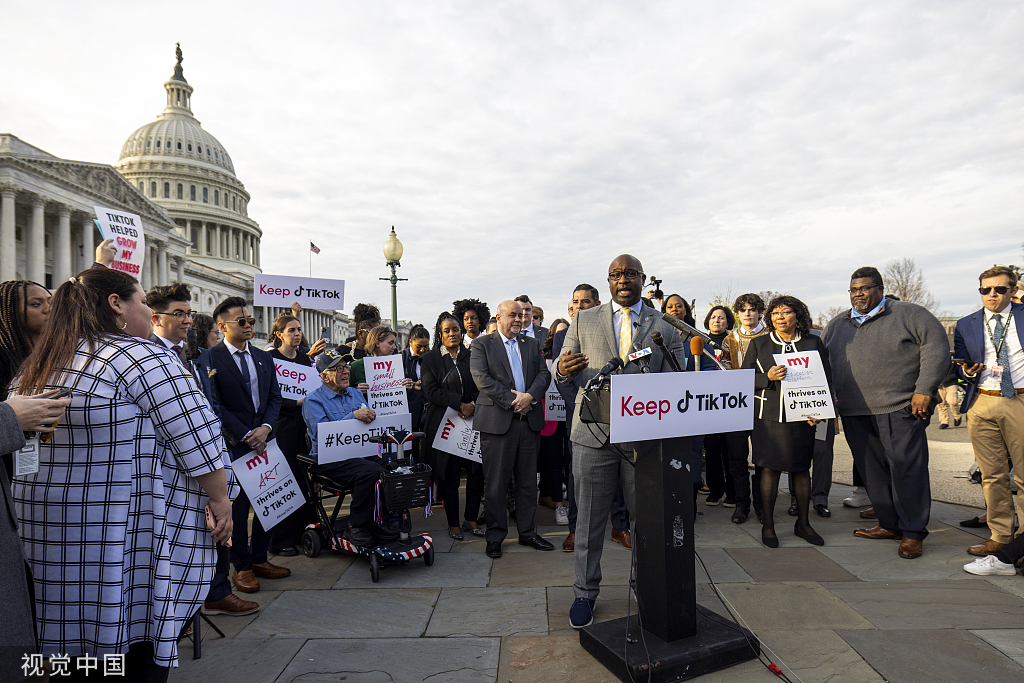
left=253, top=273, right=346, bottom=310
left=93, top=206, right=146, bottom=278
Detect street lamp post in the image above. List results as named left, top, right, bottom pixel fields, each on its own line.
left=380, top=226, right=407, bottom=332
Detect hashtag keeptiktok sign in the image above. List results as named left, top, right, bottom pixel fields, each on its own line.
left=609, top=370, right=755, bottom=443
left=317, top=413, right=413, bottom=464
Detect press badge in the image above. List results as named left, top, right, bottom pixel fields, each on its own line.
left=991, top=365, right=1004, bottom=381
left=15, top=437, right=40, bottom=476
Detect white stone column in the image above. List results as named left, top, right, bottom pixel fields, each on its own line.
left=0, top=185, right=16, bottom=281
left=81, top=216, right=94, bottom=269
left=175, top=256, right=185, bottom=283
left=158, top=241, right=169, bottom=285
left=254, top=238, right=261, bottom=268
left=242, top=233, right=250, bottom=264
left=143, top=245, right=153, bottom=290
left=55, top=206, right=72, bottom=283
left=28, top=196, right=46, bottom=284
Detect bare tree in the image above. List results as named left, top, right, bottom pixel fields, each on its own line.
left=707, top=285, right=736, bottom=309
left=815, top=305, right=847, bottom=330
left=758, top=290, right=787, bottom=307
left=882, top=258, right=939, bottom=312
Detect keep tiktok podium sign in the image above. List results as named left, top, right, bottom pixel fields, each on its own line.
left=609, top=370, right=755, bottom=443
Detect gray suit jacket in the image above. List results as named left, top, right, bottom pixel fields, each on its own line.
left=556, top=302, right=685, bottom=448
left=526, top=324, right=548, bottom=351
left=470, top=331, right=551, bottom=434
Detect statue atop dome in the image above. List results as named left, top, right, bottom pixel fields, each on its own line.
left=172, top=43, right=187, bottom=83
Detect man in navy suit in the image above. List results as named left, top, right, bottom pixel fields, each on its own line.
left=955, top=265, right=1024, bottom=558
left=210, top=296, right=288, bottom=593
left=145, top=284, right=260, bottom=617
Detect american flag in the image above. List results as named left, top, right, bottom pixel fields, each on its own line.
left=310, top=241, right=321, bottom=254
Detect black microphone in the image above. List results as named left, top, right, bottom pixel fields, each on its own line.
left=185, top=327, right=200, bottom=361
left=584, top=356, right=624, bottom=390
left=628, top=343, right=652, bottom=373
left=660, top=313, right=720, bottom=349
left=651, top=331, right=682, bottom=372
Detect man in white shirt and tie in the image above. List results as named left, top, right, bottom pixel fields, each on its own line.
left=514, top=294, right=548, bottom=349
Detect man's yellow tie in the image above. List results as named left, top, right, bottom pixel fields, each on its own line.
left=619, top=307, right=632, bottom=361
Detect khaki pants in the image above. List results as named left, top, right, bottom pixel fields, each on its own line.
left=966, top=392, right=1024, bottom=544
left=937, top=385, right=961, bottom=425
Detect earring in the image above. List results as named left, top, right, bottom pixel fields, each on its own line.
left=119, top=317, right=128, bottom=330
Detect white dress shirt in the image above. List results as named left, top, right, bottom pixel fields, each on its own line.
left=522, top=323, right=536, bottom=338
left=228, top=341, right=261, bottom=410
left=498, top=330, right=525, bottom=393
left=979, top=306, right=1024, bottom=391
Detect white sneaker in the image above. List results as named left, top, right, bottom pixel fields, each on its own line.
left=555, top=506, right=569, bottom=526
left=843, top=488, right=871, bottom=508
left=964, top=555, right=1016, bottom=576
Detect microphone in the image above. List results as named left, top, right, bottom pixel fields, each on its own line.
left=651, top=331, right=682, bottom=372
left=584, top=356, right=624, bottom=391
left=690, top=337, right=704, bottom=372
left=628, top=345, right=652, bottom=373
left=661, top=313, right=719, bottom=349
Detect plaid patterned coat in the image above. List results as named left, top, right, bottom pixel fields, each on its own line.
left=12, top=336, right=235, bottom=667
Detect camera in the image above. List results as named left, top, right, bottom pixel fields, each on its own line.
left=648, top=275, right=664, bottom=300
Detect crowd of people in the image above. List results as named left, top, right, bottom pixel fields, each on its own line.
left=1, top=243, right=1021, bottom=678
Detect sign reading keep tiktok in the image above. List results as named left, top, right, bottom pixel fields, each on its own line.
left=93, top=206, right=146, bottom=278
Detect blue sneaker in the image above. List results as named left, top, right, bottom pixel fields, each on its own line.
left=569, top=597, right=596, bottom=629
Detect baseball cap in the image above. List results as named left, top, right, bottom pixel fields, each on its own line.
left=315, top=348, right=353, bottom=374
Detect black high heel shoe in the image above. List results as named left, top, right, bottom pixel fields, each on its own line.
left=761, top=528, right=779, bottom=548
left=794, top=522, right=824, bottom=546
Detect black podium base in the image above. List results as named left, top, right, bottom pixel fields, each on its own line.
left=579, top=605, right=759, bottom=683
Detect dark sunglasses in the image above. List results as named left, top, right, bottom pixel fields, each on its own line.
left=227, top=317, right=257, bottom=327
left=979, top=286, right=1011, bottom=295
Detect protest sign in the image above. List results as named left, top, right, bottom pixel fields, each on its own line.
left=317, top=412, right=413, bottom=464
left=544, top=371, right=566, bottom=422
left=254, top=273, right=346, bottom=310
left=365, top=353, right=409, bottom=416
left=431, top=407, right=482, bottom=463
left=772, top=350, right=836, bottom=421
left=93, top=206, right=146, bottom=278
left=232, top=439, right=304, bottom=530
left=609, top=370, right=754, bottom=443
left=273, top=357, right=322, bottom=400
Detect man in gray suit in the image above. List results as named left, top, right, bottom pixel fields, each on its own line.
left=471, top=300, right=554, bottom=558
left=555, top=254, right=686, bottom=628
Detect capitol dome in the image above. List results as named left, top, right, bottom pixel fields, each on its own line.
left=116, top=45, right=262, bottom=279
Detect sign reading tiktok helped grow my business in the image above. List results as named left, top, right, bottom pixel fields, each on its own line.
left=772, top=350, right=836, bottom=421
left=365, top=354, right=409, bottom=416
left=93, top=206, right=146, bottom=278
left=253, top=273, right=346, bottom=310
left=609, top=370, right=754, bottom=443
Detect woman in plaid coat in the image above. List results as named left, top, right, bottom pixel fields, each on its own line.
left=11, top=267, right=235, bottom=680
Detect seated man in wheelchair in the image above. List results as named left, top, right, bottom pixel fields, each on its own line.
left=303, top=348, right=399, bottom=547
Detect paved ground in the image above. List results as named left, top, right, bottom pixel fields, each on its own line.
left=171, top=434, right=1023, bottom=683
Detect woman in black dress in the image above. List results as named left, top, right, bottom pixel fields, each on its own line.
left=421, top=312, right=483, bottom=540
left=741, top=296, right=833, bottom=548
left=268, top=313, right=315, bottom=555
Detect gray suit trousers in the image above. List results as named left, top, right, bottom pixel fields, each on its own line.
left=481, top=420, right=541, bottom=543
left=572, top=442, right=637, bottom=599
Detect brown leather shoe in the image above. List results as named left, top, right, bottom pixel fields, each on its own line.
left=562, top=532, right=575, bottom=552
left=611, top=530, right=632, bottom=549
left=859, top=507, right=876, bottom=519
left=538, top=495, right=558, bottom=510
left=898, top=537, right=923, bottom=559
left=854, top=525, right=902, bottom=540
left=203, top=593, right=260, bottom=616
left=252, top=561, right=292, bottom=579
left=232, top=569, right=259, bottom=593
left=968, top=539, right=1006, bottom=557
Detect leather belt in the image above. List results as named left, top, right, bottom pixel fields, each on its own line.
left=512, top=412, right=530, bottom=420
left=978, top=388, right=1024, bottom=397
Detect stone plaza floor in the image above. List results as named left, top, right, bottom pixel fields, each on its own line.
left=171, top=433, right=1023, bottom=682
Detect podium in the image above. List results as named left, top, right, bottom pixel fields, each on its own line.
left=578, top=373, right=759, bottom=682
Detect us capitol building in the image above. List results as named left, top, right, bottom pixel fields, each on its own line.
left=0, top=46, right=369, bottom=343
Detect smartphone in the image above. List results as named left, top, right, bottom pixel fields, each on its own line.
left=320, top=327, right=330, bottom=343
left=48, top=387, right=73, bottom=399
left=951, top=358, right=974, bottom=365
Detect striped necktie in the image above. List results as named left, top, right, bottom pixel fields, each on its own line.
left=618, top=307, right=632, bottom=361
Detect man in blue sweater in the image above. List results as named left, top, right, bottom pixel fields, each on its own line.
left=823, top=266, right=949, bottom=560
left=303, top=348, right=397, bottom=547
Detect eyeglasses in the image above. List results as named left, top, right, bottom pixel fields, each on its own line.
left=154, top=310, right=193, bottom=320
left=226, top=317, right=256, bottom=327
left=608, top=269, right=643, bottom=282
left=771, top=310, right=795, bottom=317
left=848, top=286, right=879, bottom=295
left=979, top=286, right=1012, bottom=295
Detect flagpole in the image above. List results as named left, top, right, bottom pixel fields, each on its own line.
left=309, top=242, right=312, bottom=277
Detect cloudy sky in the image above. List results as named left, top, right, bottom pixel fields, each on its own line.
left=3, top=1, right=1022, bottom=326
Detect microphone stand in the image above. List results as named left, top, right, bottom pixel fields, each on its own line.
left=651, top=331, right=682, bottom=372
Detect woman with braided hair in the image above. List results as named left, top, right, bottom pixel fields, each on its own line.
left=0, top=280, right=51, bottom=393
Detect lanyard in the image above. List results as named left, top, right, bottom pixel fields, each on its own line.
left=984, top=313, right=1012, bottom=357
